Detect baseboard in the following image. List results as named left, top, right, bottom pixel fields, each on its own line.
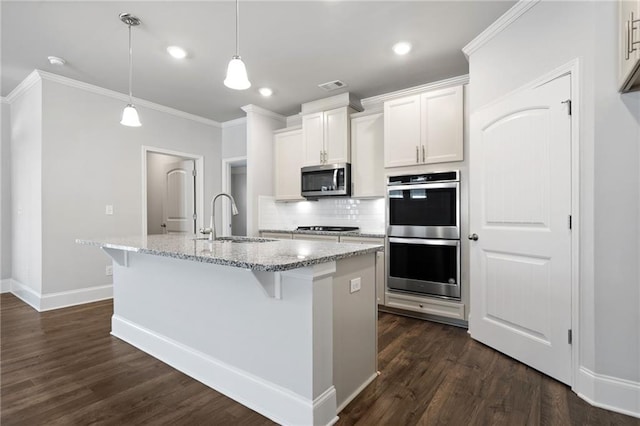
left=1, top=279, right=12, bottom=293
left=336, top=372, right=378, bottom=413
left=7, top=279, right=113, bottom=312
left=111, top=315, right=338, bottom=426
left=39, top=285, right=112, bottom=311
left=576, top=367, right=640, bottom=419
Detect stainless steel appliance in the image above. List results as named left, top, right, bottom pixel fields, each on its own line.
left=386, top=171, right=461, bottom=299
left=301, top=163, right=351, bottom=198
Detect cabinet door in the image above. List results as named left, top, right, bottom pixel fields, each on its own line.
left=421, top=85, right=463, bottom=164
left=274, top=129, right=304, bottom=200
left=351, top=113, right=384, bottom=197
left=324, top=107, right=350, bottom=164
left=619, top=0, right=640, bottom=91
left=302, top=112, right=325, bottom=166
left=384, top=95, right=421, bottom=168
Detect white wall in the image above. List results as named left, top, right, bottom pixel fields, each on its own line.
left=222, top=119, right=247, bottom=159
left=1, top=100, right=12, bottom=282
left=10, top=80, right=43, bottom=295
left=468, top=0, right=640, bottom=414
left=243, top=105, right=286, bottom=236
left=4, top=73, right=222, bottom=304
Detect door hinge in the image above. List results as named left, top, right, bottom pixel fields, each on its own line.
left=568, top=215, right=572, bottom=229
left=568, top=329, right=573, bottom=344
left=561, top=99, right=572, bottom=116
left=193, top=213, right=197, bottom=220
left=192, top=169, right=197, bottom=177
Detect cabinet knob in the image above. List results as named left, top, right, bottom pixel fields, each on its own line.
left=416, top=146, right=419, bottom=163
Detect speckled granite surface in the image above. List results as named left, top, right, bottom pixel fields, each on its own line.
left=77, top=234, right=382, bottom=272
left=260, top=229, right=386, bottom=239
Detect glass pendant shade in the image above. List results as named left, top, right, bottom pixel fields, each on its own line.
left=120, top=104, right=142, bottom=127
left=224, top=56, right=251, bottom=90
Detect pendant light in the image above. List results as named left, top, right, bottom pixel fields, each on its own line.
left=224, top=0, right=251, bottom=90
left=120, top=13, right=142, bottom=127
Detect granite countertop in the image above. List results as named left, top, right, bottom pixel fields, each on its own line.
left=77, top=234, right=382, bottom=272
left=260, top=229, right=386, bottom=239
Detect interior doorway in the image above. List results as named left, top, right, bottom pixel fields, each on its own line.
left=142, top=147, right=204, bottom=236
left=222, top=157, right=247, bottom=237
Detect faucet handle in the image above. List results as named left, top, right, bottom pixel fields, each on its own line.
left=200, top=227, right=212, bottom=235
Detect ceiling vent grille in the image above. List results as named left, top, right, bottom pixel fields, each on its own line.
left=318, top=80, right=348, bottom=91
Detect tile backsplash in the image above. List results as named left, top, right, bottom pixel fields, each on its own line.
left=259, top=196, right=385, bottom=233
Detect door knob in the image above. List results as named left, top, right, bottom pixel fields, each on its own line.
left=468, top=233, right=479, bottom=241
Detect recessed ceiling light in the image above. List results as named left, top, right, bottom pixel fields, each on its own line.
left=167, top=46, right=187, bottom=59
left=47, top=56, right=66, bottom=66
left=259, top=87, right=273, bottom=97
left=392, top=42, right=412, bottom=55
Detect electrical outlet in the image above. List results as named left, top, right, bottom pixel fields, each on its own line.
left=105, top=205, right=114, bottom=215
left=350, top=277, right=361, bottom=294
left=105, top=265, right=113, bottom=276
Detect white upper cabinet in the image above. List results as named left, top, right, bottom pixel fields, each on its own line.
left=384, top=85, right=463, bottom=168
left=619, top=0, right=640, bottom=92
left=351, top=112, right=384, bottom=197
left=274, top=128, right=304, bottom=201
left=302, top=106, right=352, bottom=166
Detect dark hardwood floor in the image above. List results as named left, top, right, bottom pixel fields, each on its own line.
left=1, top=293, right=637, bottom=425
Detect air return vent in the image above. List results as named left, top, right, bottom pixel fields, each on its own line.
left=318, top=80, right=348, bottom=91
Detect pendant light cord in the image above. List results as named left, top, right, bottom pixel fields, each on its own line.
left=128, top=23, right=133, bottom=103
left=235, top=0, right=240, bottom=56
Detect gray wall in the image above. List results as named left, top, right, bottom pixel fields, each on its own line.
left=222, top=119, right=247, bottom=159
left=31, top=77, right=221, bottom=295
left=468, top=0, right=640, bottom=386
left=1, top=101, right=11, bottom=281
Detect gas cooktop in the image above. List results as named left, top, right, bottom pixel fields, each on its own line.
left=296, top=226, right=360, bottom=232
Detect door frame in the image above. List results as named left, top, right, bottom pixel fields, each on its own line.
left=141, top=146, right=205, bottom=236
left=221, top=156, right=247, bottom=237
left=469, top=58, right=580, bottom=387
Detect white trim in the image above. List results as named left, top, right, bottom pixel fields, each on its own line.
left=39, top=285, right=112, bottom=311
left=5, top=70, right=41, bottom=103
left=241, top=104, right=286, bottom=122
left=221, top=156, right=247, bottom=237
left=577, top=367, right=640, bottom=419
left=0, top=97, right=9, bottom=105
left=462, top=0, right=541, bottom=58
left=112, top=315, right=339, bottom=426
left=1, top=279, right=12, bottom=293
left=8, top=279, right=41, bottom=311
left=141, top=146, right=205, bottom=236
left=221, top=117, right=247, bottom=128
left=6, top=70, right=221, bottom=127
left=360, top=75, right=469, bottom=110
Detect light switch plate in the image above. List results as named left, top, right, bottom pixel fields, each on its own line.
left=105, top=205, right=114, bottom=215
left=105, top=265, right=113, bottom=276
left=350, top=277, right=361, bottom=293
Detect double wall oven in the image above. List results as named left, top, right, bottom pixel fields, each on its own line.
left=386, top=171, right=461, bottom=299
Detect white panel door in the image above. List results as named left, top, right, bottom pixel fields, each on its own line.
left=421, top=85, right=463, bottom=164
left=324, top=107, right=350, bottom=164
left=383, top=95, right=421, bottom=168
left=302, top=111, right=325, bottom=166
left=162, top=160, right=195, bottom=233
left=469, top=74, right=572, bottom=384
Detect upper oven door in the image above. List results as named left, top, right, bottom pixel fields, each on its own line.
left=387, top=182, right=459, bottom=239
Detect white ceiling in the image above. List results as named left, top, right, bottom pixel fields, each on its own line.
left=1, top=1, right=515, bottom=122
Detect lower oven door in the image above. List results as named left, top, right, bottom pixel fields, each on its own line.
left=387, top=237, right=461, bottom=299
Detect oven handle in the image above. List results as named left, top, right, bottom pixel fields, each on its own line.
left=387, top=182, right=458, bottom=192
left=388, top=237, right=460, bottom=247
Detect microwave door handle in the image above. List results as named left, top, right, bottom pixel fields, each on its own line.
left=333, top=169, right=338, bottom=190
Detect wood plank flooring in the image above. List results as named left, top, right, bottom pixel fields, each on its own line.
left=1, top=293, right=638, bottom=425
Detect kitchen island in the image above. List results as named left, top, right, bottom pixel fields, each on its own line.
left=77, top=234, right=382, bottom=426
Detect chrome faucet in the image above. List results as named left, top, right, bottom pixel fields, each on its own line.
left=204, top=193, right=239, bottom=241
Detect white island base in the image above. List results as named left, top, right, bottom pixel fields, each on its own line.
left=105, top=249, right=377, bottom=426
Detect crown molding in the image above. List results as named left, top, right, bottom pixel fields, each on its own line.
left=241, top=104, right=286, bottom=122
left=462, top=0, right=540, bottom=59
left=1, top=97, right=9, bottom=105
left=360, top=74, right=469, bottom=110
left=221, top=117, right=247, bottom=128
left=6, top=70, right=42, bottom=104
left=7, top=70, right=221, bottom=128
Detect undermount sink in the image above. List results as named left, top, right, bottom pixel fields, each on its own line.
left=192, top=236, right=276, bottom=243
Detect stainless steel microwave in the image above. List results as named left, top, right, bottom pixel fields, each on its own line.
left=301, top=163, right=351, bottom=198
